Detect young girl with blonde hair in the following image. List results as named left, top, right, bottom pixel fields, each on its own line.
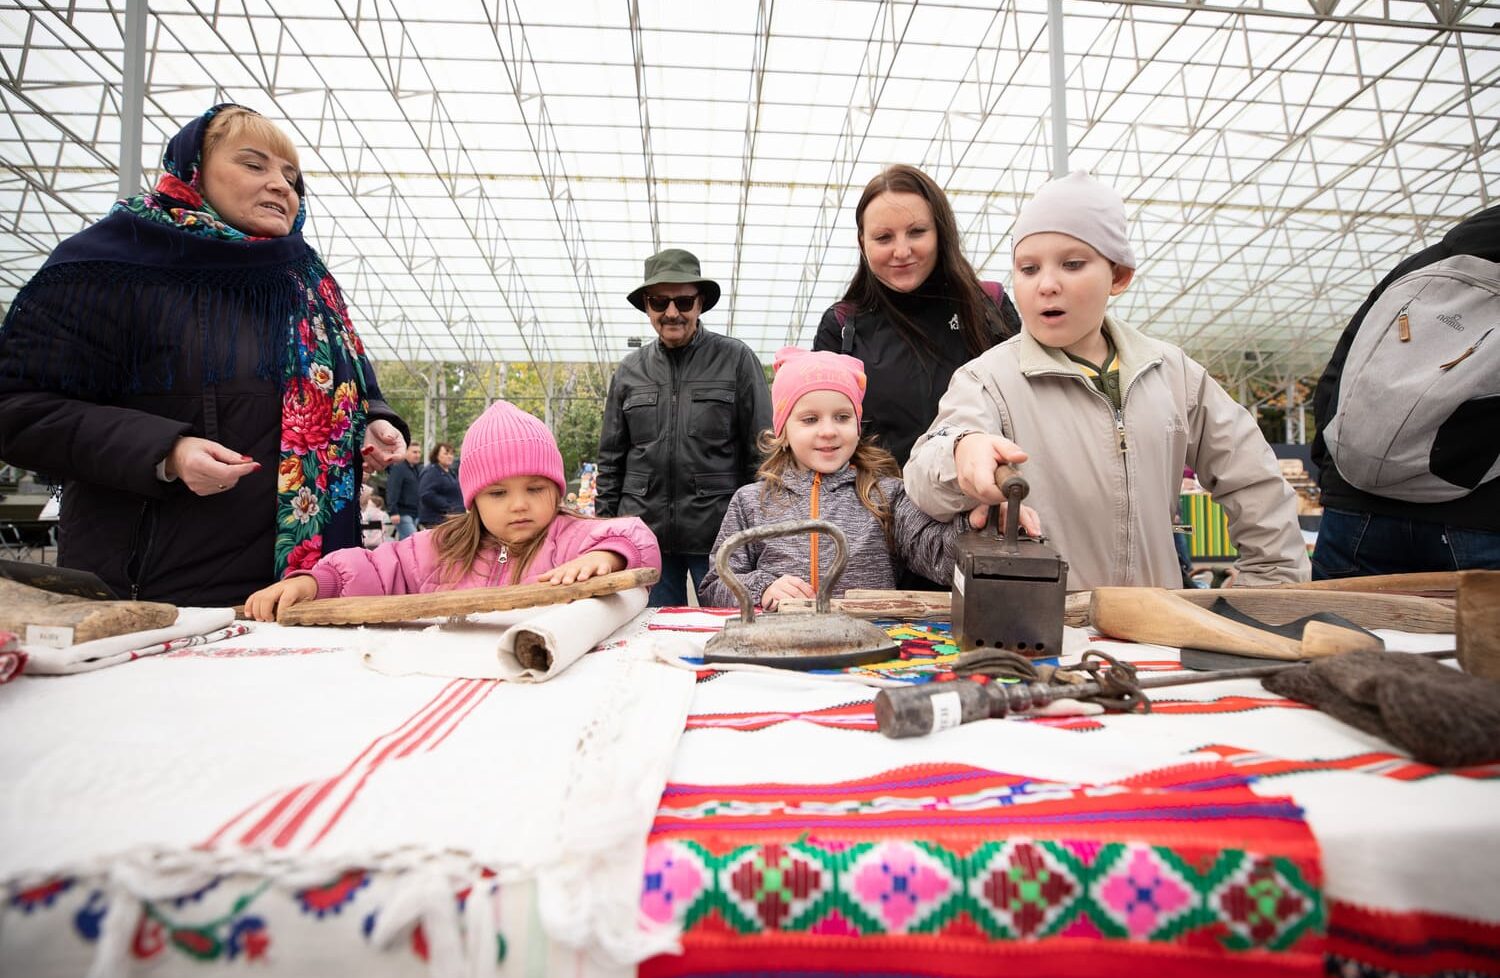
left=247, top=401, right=660, bottom=620
left=697, top=348, right=1034, bottom=610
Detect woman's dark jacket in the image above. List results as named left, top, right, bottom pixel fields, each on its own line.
left=814, top=274, right=1019, bottom=466
left=418, top=464, right=464, bottom=526
left=0, top=214, right=408, bottom=604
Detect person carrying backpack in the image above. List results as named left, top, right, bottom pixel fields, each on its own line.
left=1310, top=203, right=1500, bottom=578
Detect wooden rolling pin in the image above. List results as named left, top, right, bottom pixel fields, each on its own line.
left=276, top=567, right=659, bottom=625
left=1089, top=587, right=1384, bottom=659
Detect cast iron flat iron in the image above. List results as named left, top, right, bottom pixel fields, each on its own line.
left=704, top=518, right=898, bottom=670
left=951, top=466, right=1068, bottom=657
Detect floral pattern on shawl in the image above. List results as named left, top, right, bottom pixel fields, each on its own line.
left=112, top=103, right=373, bottom=577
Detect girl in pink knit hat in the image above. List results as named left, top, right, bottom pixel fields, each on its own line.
left=698, top=348, right=1037, bottom=610
left=245, top=400, right=661, bottom=620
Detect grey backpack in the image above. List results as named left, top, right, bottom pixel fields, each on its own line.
left=1324, top=253, right=1500, bottom=503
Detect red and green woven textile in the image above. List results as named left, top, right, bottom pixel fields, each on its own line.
left=640, top=762, right=1325, bottom=977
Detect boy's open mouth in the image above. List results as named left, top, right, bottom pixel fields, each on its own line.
left=1041, top=308, right=1065, bottom=318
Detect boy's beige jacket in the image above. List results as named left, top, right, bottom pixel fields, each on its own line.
left=904, top=316, right=1310, bottom=590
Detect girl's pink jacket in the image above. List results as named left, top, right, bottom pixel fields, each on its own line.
left=296, top=514, right=661, bottom=598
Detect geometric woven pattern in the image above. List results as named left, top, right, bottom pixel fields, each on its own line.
left=643, top=836, right=1323, bottom=951
left=644, top=762, right=1329, bottom=975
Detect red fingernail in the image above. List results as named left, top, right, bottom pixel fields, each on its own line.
left=362, top=446, right=375, bottom=455
left=252, top=463, right=262, bottom=471
left=242, top=455, right=253, bottom=462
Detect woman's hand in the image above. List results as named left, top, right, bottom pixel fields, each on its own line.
left=760, top=575, right=815, bottom=611
left=968, top=501, right=1043, bottom=538
left=954, top=432, right=1030, bottom=506
left=165, top=436, right=260, bottom=496
left=363, top=420, right=406, bottom=473
left=244, top=575, right=318, bottom=622
left=538, top=550, right=626, bottom=586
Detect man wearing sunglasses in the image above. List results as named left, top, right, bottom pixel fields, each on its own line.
left=598, top=248, right=772, bottom=606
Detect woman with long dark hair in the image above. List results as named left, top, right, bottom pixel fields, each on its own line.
left=814, top=164, right=1020, bottom=468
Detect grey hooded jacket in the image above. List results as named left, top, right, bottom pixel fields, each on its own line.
left=697, top=464, right=958, bottom=608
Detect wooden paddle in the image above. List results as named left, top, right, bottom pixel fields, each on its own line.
left=275, top=567, right=659, bottom=626
left=779, top=585, right=1454, bottom=634
left=1089, top=587, right=1383, bottom=660
left=1270, top=572, right=1457, bottom=598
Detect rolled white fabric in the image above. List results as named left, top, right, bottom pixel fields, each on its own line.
left=361, top=588, right=650, bottom=681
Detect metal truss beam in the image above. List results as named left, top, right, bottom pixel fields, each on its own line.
left=783, top=0, right=917, bottom=346
left=726, top=0, right=772, bottom=337
left=481, top=0, right=612, bottom=373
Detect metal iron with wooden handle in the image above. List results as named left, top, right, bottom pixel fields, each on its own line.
left=1089, top=587, right=1383, bottom=660
left=275, top=567, right=659, bottom=625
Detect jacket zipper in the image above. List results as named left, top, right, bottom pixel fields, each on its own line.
left=1042, top=356, right=1160, bottom=583
left=809, top=472, right=821, bottom=592
left=485, top=546, right=509, bottom=586
left=125, top=501, right=157, bottom=600
left=1396, top=300, right=1412, bottom=343
left=667, top=350, right=680, bottom=552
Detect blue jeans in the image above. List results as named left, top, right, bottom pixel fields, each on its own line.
left=395, top=514, right=418, bottom=541
left=650, top=552, right=711, bottom=607
left=1312, top=507, right=1500, bottom=579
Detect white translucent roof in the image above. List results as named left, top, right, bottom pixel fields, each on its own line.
left=2, top=0, right=1496, bottom=389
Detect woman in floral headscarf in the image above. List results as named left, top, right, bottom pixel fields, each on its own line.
left=0, top=104, right=408, bottom=604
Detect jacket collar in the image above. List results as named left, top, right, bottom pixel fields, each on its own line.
left=1014, top=314, right=1163, bottom=393
left=780, top=463, right=857, bottom=492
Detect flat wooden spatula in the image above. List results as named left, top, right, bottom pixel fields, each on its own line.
left=275, top=567, right=659, bottom=626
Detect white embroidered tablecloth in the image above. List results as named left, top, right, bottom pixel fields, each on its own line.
left=0, top=607, right=691, bottom=978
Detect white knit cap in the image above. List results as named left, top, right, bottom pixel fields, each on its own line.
left=1012, top=170, right=1137, bottom=269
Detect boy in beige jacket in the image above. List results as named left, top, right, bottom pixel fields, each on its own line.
left=904, top=171, right=1308, bottom=590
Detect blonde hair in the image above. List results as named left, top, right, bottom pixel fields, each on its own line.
left=430, top=486, right=598, bottom=586
left=755, top=429, right=902, bottom=549
left=202, top=107, right=300, bottom=174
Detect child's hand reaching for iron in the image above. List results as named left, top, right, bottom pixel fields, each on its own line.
left=760, top=575, right=815, bottom=611
left=968, top=501, right=1043, bottom=538
left=539, top=550, right=626, bottom=586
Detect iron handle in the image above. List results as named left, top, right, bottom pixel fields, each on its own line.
left=981, top=464, right=1030, bottom=553
left=713, top=518, right=850, bottom=624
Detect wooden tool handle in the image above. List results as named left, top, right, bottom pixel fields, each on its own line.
left=1091, top=587, right=1307, bottom=659
left=1300, top=620, right=1385, bottom=657
left=1068, top=587, right=1453, bottom=634
left=276, top=567, right=659, bottom=625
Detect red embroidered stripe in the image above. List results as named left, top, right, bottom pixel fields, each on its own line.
left=1328, top=900, right=1500, bottom=973
left=203, top=678, right=495, bottom=851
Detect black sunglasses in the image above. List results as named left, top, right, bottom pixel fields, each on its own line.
left=644, top=293, right=699, bottom=314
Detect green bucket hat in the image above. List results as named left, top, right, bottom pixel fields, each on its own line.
left=626, top=248, right=721, bottom=313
